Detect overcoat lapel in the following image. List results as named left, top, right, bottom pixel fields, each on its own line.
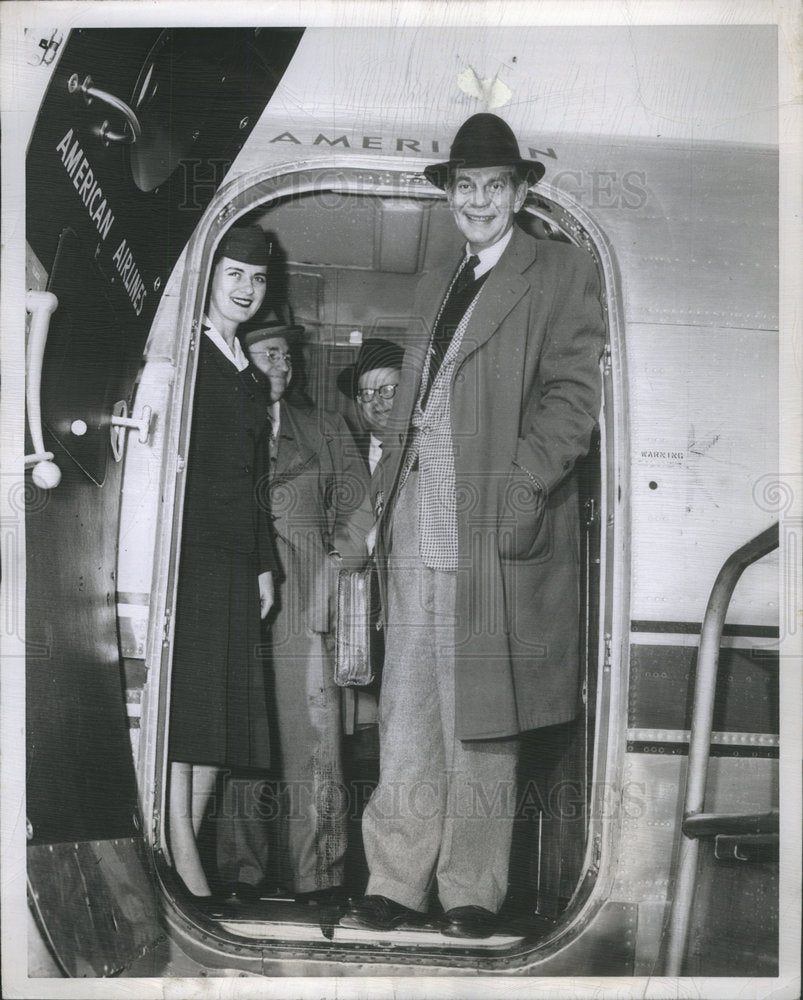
left=379, top=276, right=438, bottom=489
left=275, top=401, right=313, bottom=476
left=380, top=227, right=538, bottom=519
left=455, top=227, right=538, bottom=365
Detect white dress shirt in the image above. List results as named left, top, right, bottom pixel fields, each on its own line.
left=203, top=317, right=250, bottom=372
left=468, top=225, right=514, bottom=279
left=268, top=401, right=281, bottom=436
left=368, top=434, right=383, bottom=475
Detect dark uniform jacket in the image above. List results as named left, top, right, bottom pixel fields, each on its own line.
left=181, top=334, right=275, bottom=570
left=169, top=333, right=275, bottom=768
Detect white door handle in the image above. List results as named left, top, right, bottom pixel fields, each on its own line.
left=68, top=74, right=142, bottom=145
left=25, top=290, right=62, bottom=489
left=110, top=401, right=153, bottom=462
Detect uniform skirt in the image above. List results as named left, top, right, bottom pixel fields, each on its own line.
left=168, top=543, right=271, bottom=769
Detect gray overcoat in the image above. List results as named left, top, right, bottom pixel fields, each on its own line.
left=379, top=225, right=605, bottom=739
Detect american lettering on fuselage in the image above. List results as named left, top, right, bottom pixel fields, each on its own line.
left=267, top=129, right=557, bottom=162
left=111, top=239, right=147, bottom=316
left=265, top=131, right=646, bottom=209
left=54, top=127, right=147, bottom=315
left=55, top=128, right=115, bottom=239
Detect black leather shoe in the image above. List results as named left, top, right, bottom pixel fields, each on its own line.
left=346, top=894, right=425, bottom=930
left=441, top=905, right=498, bottom=938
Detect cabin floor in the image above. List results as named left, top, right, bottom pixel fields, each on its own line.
left=114, top=880, right=558, bottom=979
left=194, top=891, right=532, bottom=947
left=188, top=875, right=562, bottom=939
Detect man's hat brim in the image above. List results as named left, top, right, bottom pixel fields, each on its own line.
left=423, top=157, right=544, bottom=190
left=336, top=366, right=358, bottom=398
left=241, top=323, right=305, bottom=349
left=337, top=337, right=404, bottom=398
left=423, top=113, right=545, bottom=190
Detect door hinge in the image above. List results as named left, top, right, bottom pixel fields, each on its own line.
left=602, top=343, right=612, bottom=374
left=162, top=608, right=172, bottom=645
left=218, top=201, right=236, bottom=223
left=29, top=29, right=64, bottom=66
left=603, top=633, right=612, bottom=670
left=589, top=832, right=602, bottom=874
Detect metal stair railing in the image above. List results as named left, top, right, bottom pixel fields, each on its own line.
left=663, top=522, right=780, bottom=977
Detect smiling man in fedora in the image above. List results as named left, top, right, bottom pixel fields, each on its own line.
left=345, top=113, right=606, bottom=938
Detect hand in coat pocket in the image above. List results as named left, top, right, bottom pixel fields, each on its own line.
left=497, top=462, right=546, bottom=561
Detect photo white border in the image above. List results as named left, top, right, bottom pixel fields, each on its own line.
left=2, top=2, right=800, bottom=998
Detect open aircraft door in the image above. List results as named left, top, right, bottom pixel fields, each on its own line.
left=23, top=26, right=303, bottom=975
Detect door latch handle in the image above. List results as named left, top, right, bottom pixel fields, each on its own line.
left=68, top=74, right=142, bottom=146
left=110, top=401, right=152, bottom=461
left=25, top=290, right=61, bottom=490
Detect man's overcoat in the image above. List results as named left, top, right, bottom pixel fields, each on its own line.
left=268, top=401, right=362, bottom=634
left=380, top=225, right=605, bottom=740
left=333, top=429, right=389, bottom=569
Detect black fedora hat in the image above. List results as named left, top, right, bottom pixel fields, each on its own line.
left=240, top=308, right=305, bottom=350
left=424, top=113, right=544, bottom=190
left=337, top=338, right=404, bottom=398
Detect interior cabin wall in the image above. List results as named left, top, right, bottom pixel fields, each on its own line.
left=288, top=268, right=420, bottom=349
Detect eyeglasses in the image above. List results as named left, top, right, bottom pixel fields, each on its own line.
left=357, top=383, right=398, bottom=403
left=252, top=348, right=292, bottom=365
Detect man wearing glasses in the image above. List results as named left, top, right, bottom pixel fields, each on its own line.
left=334, top=340, right=404, bottom=740
left=337, top=338, right=405, bottom=524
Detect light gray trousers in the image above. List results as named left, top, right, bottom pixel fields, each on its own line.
left=362, top=473, right=519, bottom=913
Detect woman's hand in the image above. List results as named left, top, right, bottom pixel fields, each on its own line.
left=258, top=571, right=274, bottom=619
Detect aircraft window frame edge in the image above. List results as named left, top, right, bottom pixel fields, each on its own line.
left=139, top=159, right=629, bottom=965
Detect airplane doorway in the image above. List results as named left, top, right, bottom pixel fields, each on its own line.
left=137, top=166, right=616, bottom=967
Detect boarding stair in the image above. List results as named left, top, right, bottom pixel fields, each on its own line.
left=663, top=523, right=780, bottom=976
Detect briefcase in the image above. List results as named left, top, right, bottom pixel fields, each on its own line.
left=334, top=567, right=375, bottom=687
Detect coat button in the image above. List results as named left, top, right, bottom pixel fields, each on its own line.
left=243, top=464, right=251, bottom=474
